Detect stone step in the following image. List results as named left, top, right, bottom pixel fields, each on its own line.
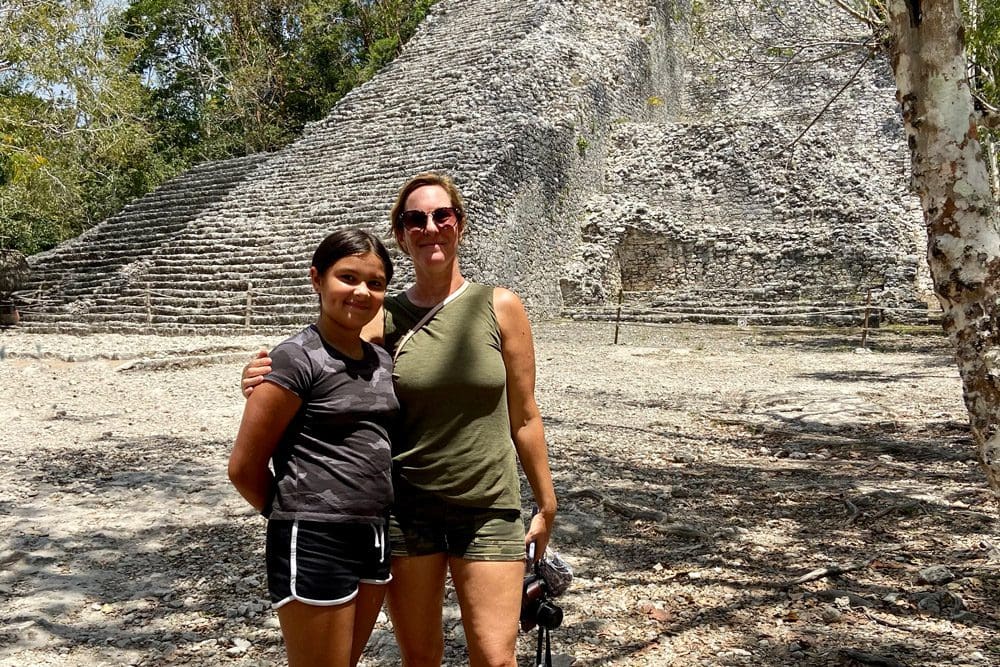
left=15, top=309, right=310, bottom=333
left=566, top=309, right=863, bottom=326
left=564, top=301, right=938, bottom=326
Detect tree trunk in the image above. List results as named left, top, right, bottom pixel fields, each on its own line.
left=884, top=0, right=1000, bottom=494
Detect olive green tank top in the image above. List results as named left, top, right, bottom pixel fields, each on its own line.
left=383, top=283, right=521, bottom=509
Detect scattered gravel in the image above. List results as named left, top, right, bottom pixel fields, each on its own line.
left=1, top=321, right=997, bottom=666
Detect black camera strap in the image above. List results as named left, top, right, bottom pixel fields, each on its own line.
left=535, top=625, right=553, bottom=667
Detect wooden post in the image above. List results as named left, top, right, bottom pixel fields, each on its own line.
left=614, top=288, right=623, bottom=345
left=860, top=287, right=872, bottom=349
left=145, top=285, right=152, bottom=332
left=245, top=282, right=253, bottom=330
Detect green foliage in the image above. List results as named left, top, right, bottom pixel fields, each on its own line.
left=960, top=1, right=1000, bottom=180
left=964, top=0, right=1000, bottom=109
left=114, top=0, right=227, bottom=161
left=285, top=0, right=436, bottom=121
left=766, top=45, right=796, bottom=58
left=0, top=0, right=168, bottom=254
left=119, top=0, right=438, bottom=160
left=1, top=0, right=438, bottom=256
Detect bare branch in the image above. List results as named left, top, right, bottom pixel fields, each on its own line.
left=838, top=648, right=907, bottom=667
left=974, top=93, right=1000, bottom=130
left=781, top=50, right=872, bottom=156
left=827, top=0, right=881, bottom=26
left=839, top=491, right=861, bottom=525
left=729, top=42, right=870, bottom=70
left=780, top=556, right=876, bottom=588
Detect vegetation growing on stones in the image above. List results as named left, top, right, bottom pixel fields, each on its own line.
left=0, top=0, right=437, bottom=255
left=0, top=248, right=29, bottom=299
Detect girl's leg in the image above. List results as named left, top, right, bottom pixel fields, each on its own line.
left=449, top=558, right=523, bottom=667
left=349, top=583, right=388, bottom=667
left=277, top=599, right=355, bottom=667
left=386, top=553, right=449, bottom=666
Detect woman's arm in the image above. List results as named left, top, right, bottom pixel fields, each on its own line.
left=241, top=310, right=385, bottom=398
left=228, top=382, right=302, bottom=513
left=494, top=287, right=557, bottom=559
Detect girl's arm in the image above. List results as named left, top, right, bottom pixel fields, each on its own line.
left=494, top=287, right=557, bottom=559
left=229, top=382, right=302, bottom=513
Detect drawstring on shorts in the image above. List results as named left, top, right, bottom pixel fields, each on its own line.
left=370, top=522, right=386, bottom=562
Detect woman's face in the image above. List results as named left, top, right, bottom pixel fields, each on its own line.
left=396, top=184, right=462, bottom=270
left=310, top=252, right=388, bottom=334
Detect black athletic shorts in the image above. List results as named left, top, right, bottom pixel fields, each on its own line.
left=266, top=519, right=391, bottom=608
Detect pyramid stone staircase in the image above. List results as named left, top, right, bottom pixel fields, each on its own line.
left=14, top=0, right=933, bottom=332
left=16, top=155, right=270, bottom=329
left=16, top=0, right=667, bottom=333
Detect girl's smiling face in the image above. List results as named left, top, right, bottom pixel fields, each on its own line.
left=310, top=251, right=387, bottom=335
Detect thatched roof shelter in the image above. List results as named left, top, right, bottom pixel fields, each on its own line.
left=0, top=249, right=29, bottom=298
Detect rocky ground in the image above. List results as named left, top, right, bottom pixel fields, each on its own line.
left=0, top=321, right=997, bottom=666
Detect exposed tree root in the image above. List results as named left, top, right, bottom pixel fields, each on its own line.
left=565, top=488, right=709, bottom=539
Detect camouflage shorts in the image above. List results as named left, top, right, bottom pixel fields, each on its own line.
left=388, top=490, right=525, bottom=561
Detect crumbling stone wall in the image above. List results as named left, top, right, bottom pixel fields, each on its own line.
left=560, top=0, right=930, bottom=323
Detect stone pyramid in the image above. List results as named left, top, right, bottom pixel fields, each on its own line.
left=14, top=0, right=930, bottom=332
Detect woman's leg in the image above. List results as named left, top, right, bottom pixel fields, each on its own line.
left=386, top=553, right=449, bottom=666
left=277, top=599, right=355, bottom=667
left=350, top=583, right=388, bottom=667
left=449, top=558, right=523, bottom=667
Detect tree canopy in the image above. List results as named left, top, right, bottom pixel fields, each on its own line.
left=0, top=0, right=437, bottom=255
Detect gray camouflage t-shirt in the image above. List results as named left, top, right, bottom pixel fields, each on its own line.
left=263, top=324, right=398, bottom=523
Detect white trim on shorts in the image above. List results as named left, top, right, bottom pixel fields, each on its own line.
left=271, top=520, right=391, bottom=610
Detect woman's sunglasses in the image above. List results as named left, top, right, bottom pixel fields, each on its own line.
left=398, top=207, right=460, bottom=232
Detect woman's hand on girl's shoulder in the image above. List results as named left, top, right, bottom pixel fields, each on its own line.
left=241, top=349, right=272, bottom=398
left=361, top=306, right=386, bottom=346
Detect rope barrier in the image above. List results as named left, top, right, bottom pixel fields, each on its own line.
left=9, top=279, right=940, bottom=336
left=12, top=303, right=937, bottom=319
left=617, top=284, right=887, bottom=296
left=567, top=305, right=936, bottom=317
left=139, top=288, right=311, bottom=300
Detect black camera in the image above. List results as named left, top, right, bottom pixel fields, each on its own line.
left=521, top=568, right=564, bottom=631
left=520, top=544, right=572, bottom=666
left=520, top=551, right=571, bottom=632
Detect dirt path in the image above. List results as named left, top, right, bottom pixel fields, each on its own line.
left=1, top=322, right=996, bottom=666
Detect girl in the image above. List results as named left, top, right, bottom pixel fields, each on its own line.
left=229, top=228, right=398, bottom=667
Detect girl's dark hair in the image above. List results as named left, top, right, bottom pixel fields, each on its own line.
left=312, top=228, right=393, bottom=284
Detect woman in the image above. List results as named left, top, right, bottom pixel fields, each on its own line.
left=230, top=228, right=398, bottom=667
left=244, top=173, right=557, bottom=667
